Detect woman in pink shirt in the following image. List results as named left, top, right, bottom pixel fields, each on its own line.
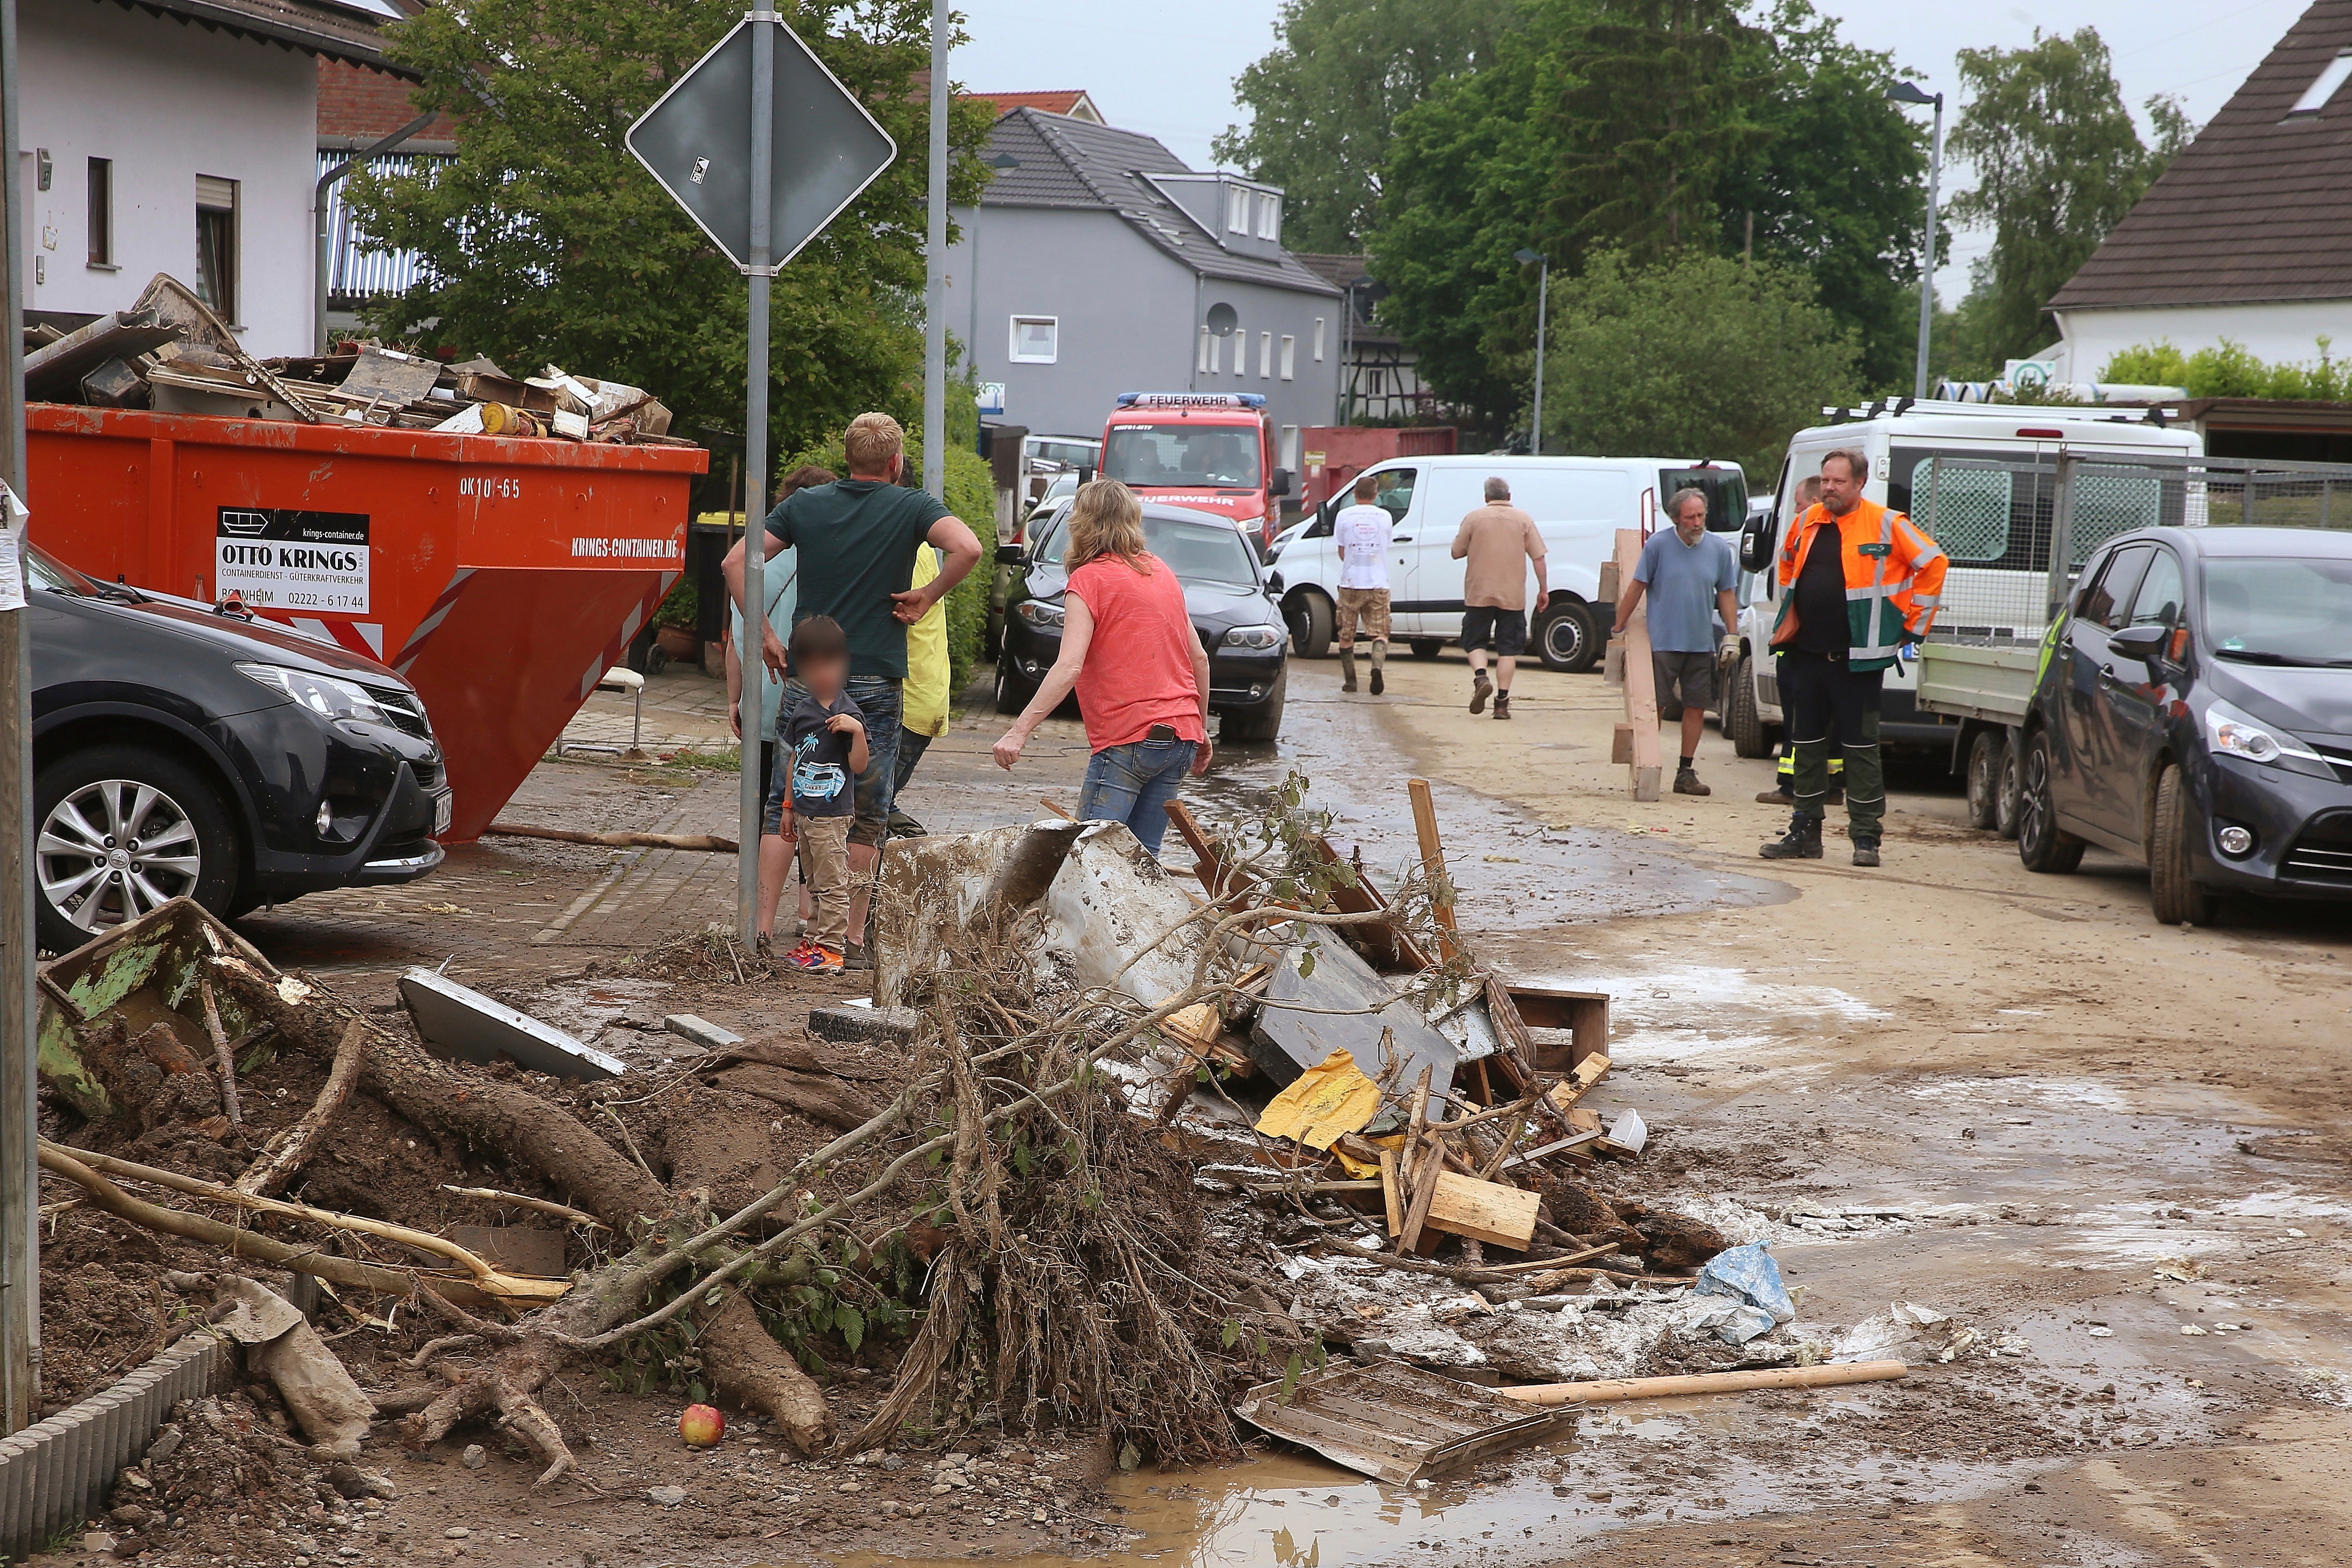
left=993, top=480, right=1211, bottom=854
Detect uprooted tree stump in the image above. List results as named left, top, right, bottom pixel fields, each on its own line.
left=208, top=955, right=833, bottom=1476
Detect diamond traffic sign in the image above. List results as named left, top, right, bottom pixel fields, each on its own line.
left=627, top=15, right=897, bottom=274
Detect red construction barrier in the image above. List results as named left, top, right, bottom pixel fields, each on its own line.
left=24, top=404, right=708, bottom=842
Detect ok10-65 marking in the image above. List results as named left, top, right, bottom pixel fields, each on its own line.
left=457, top=475, right=522, bottom=500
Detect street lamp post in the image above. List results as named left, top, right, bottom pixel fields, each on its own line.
left=1513, top=248, right=1548, bottom=455
left=967, top=152, right=1019, bottom=388
left=1887, top=79, right=1944, bottom=402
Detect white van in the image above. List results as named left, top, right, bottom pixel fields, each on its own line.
left=1725, top=401, right=2202, bottom=757
left=1265, top=455, right=1747, bottom=673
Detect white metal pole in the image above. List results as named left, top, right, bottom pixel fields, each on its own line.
left=1529, top=258, right=1548, bottom=455
left=738, top=12, right=776, bottom=948
left=922, top=0, right=949, bottom=497
left=1914, top=95, right=1942, bottom=402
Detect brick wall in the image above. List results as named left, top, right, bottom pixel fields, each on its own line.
left=317, top=58, right=456, bottom=142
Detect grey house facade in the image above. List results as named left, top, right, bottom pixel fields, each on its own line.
left=945, top=108, right=1343, bottom=463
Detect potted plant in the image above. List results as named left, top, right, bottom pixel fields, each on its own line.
left=652, top=579, right=700, bottom=663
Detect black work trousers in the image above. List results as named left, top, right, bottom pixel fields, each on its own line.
left=1776, top=651, right=1884, bottom=837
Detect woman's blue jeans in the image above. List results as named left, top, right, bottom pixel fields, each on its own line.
left=1077, top=739, right=1197, bottom=855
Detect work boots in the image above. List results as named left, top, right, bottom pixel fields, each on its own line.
left=1675, top=767, right=1711, bottom=796
left=1493, top=692, right=1512, bottom=720
left=1758, top=812, right=1824, bottom=860
left=1370, top=667, right=1385, bottom=695
left=1470, top=669, right=1493, bottom=713
left=1851, top=839, right=1881, bottom=868
left=1340, top=648, right=1359, bottom=692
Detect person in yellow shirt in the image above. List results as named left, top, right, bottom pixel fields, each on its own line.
left=889, top=541, right=952, bottom=834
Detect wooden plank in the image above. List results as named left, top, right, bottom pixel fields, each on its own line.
left=1497, top=1361, right=1911, bottom=1408
left=1597, top=561, right=1621, bottom=601
left=1604, top=642, right=1625, bottom=685
left=1613, top=527, right=1662, bottom=801
left=1611, top=722, right=1633, bottom=764
left=1407, top=779, right=1459, bottom=955
left=1547, top=1052, right=1610, bottom=1115
left=1300, top=834, right=1434, bottom=973
left=1378, top=1145, right=1404, bottom=1237
left=1424, top=1170, right=1542, bottom=1250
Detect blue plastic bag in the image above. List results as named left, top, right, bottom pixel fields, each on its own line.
left=1693, top=1241, right=1794, bottom=1324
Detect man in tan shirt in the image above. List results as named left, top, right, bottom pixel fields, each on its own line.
left=1450, top=476, right=1548, bottom=719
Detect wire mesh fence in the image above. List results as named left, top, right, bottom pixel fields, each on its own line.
left=1911, top=453, right=2352, bottom=646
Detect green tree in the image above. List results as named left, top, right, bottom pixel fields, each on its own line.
left=1368, top=0, right=1913, bottom=435
left=1944, top=28, right=2193, bottom=367
left=348, top=0, right=993, bottom=463
left=1713, top=1, right=1931, bottom=391
left=1213, top=0, right=1522, bottom=254
left=2102, top=338, right=2351, bottom=401
left=1531, top=250, right=1860, bottom=479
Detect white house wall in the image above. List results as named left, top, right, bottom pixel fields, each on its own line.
left=948, top=203, right=1344, bottom=448
left=18, top=0, right=318, bottom=355
left=2054, top=298, right=2352, bottom=382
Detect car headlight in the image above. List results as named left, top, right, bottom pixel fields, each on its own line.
left=2203, top=699, right=2322, bottom=766
left=237, top=662, right=391, bottom=724
left=1015, top=600, right=1066, bottom=630
left=1223, top=624, right=1283, bottom=649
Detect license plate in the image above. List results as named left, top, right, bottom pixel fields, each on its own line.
left=433, top=791, right=453, bottom=835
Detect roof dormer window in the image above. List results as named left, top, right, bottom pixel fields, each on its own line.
left=1226, top=183, right=1252, bottom=234
left=1257, top=192, right=1281, bottom=242
left=2288, top=49, right=2352, bottom=116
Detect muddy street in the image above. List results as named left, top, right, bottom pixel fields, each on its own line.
left=32, top=654, right=2352, bottom=1568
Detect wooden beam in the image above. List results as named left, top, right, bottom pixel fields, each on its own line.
left=1611, top=527, right=1662, bottom=801
left=1378, top=1145, right=1404, bottom=1238
left=1406, top=779, right=1458, bottom=955
left=1497, top=1361, right=1911, bottom=1408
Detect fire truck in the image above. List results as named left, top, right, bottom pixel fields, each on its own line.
left=1098, top=392, right=1292, bottom=548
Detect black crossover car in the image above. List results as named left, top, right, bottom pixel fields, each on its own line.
left=29, top=542, right=449, bottom=952
left=994, top=502, right=1288, bottom=742
left=2017, top=525, right=2352, bottom=924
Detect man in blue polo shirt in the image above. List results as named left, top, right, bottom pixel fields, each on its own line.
left=1611, top=487, right=1739, bottom=796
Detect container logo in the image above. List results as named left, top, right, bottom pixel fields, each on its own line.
left=214, top=507, right=371, bottom=614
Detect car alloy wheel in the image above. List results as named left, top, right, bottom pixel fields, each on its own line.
left=39, top=777, right=205, bottom=932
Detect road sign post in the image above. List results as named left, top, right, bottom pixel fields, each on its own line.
left=628, top=12, right=896, bottom=949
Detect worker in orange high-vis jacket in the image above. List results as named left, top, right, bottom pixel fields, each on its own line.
left=1759, top=446, right=1947, bottom=867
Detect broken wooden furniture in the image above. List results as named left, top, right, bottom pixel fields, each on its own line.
left=1236, top=1360, right=1573, bottom=1482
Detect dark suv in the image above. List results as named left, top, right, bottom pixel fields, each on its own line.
left=29, top=542, right=449, bottom=952
left=2017, top=525, right=2352, bottom=924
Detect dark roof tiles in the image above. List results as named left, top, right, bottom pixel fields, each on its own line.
left=2052, top=0, right=2352, bottom=310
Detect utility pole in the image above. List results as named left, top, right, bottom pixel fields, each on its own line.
left=1514, top=248, right=1548, bottom=455
left=1, top=0, right=41, bottom=1437
left=922, top=0, right=948, bottom=497
left=735, top=12, right=775, bottom=948
left=1888, top=80, right=1944, bottom=401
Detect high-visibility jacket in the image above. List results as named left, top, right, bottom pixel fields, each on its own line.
left=1769, top=497, right=1947, bottom=672
left=901, top=544, right=951, bottom=741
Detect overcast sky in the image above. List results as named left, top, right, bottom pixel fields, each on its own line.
left=951, top=0, right=2316, bottom=291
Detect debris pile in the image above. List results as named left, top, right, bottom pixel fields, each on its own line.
left=20, top=773, right=1921, bottom=1540
left=25, top=272, right=685, bottom=444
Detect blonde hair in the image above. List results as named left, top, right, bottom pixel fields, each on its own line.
left=1064, top=479, right=1150, bottom=572
left=843, top=412, right=904, bottom=476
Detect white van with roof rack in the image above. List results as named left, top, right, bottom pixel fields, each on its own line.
left=1723, top=397, right=2202, bottom=758
left=1264, top=454, right=1747, bottom=673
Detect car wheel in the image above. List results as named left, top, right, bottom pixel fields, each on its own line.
left=1964, top=728, right=2007, bottom=831
left=993, top=656, right=1034, bottom=716
left=1994, top=732, right=2023, bottom=840
left=2148, top=763, right=2220, bottom=926
left=2016, top=729, right=2085, bottom=874
left=1284, top=590, right=1334, bottom=658
left=1533, top=601, right=1600, bottom=673
left=34, top=744, right=239, bottom=953
left=1726, top=654, right=1772, bottom=758
left=1409, top=639, right=1444, bottom=661
left=1220, top=666, right=1287, bottom=743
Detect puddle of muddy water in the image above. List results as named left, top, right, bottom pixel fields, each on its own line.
left=789, top=1389, right=2032, bottom=1568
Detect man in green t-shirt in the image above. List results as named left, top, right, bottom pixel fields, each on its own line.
left=725, top=412, right=983, bottom=967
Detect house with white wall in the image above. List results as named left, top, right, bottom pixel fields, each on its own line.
left=16, top=0, right=406, bottom=357
left=2046, top=0, right=2352, bottom=382
left=944, top=105, right=1342, bottom=461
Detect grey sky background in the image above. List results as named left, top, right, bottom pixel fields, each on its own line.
left=951, top=0, right=2315, bottom=293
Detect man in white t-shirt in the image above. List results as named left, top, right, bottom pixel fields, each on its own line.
left=1331, top=471, right=1395, bottom=695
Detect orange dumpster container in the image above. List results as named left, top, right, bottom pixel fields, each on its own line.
left=25, top=404, right=708, bottom=842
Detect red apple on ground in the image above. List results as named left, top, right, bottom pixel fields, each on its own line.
left=679, top=1404, right=725, bottom=1448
